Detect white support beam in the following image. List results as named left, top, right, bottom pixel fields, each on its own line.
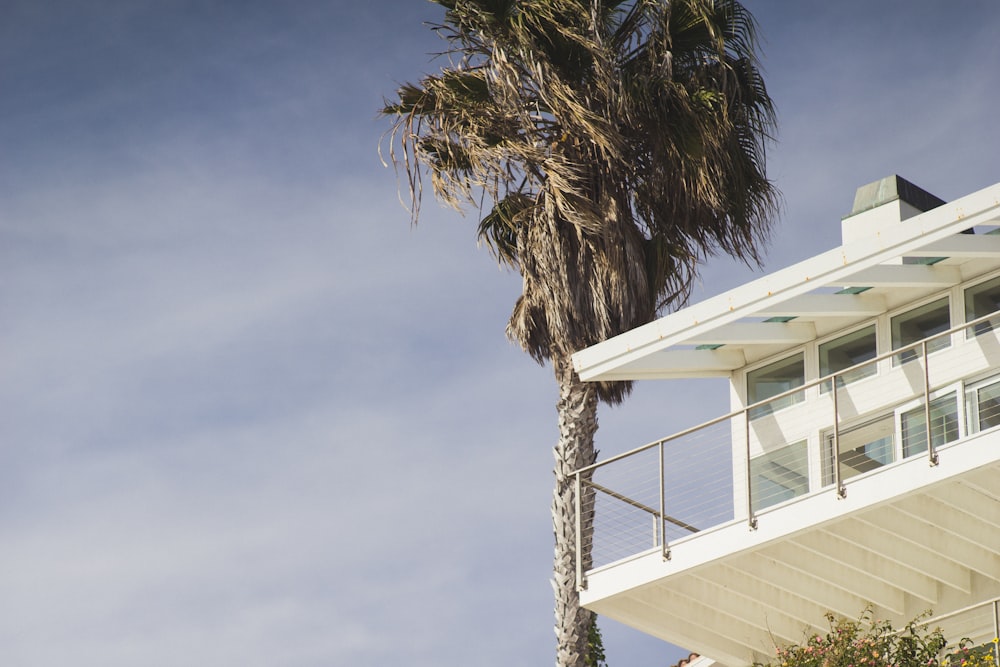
left=905, top=234, right=1000, bottom=258
left=860, top=509, right=1000, bottom=579
left=756, top=293, right=886, bottom=318
left=924, top=484, right=1000, bottom=530
left=600, top=588, right=762, bottom=665
left=627, top=587, right=773, bottom=658
left=794, top=530, right=939, bottom=604
left=591, top=348, right=746, bottom=380
left=963, top=472, right=1000, bottom=502
left=709, top=564, right=828, bottom=628
left=829, top=520, right=971, bottom=594
left=762, top=541, right=906, bottom=614
left=735, top=552, right=871, bottom=621
left=682, top=573, right=813, bottom=644
left=685, top=321, right=816, bottom=346
left=835, top=264, right=961, bottom=288
left=655, top=580, right=796, bottom=645
left=893, top=496, right=1000, bottom=571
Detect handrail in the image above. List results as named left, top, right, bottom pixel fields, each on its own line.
left=585, top=479, right=699, bottom=534
left=574, top=308, right=1000, bottom=579
left=574, top=407, right=740, bottom=477
left=573, top=308, right=1000, bottom=479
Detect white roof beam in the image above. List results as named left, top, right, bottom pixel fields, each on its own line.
left=836, top=264, right=961, bottom=288
left=685, top=321, right=816, bottom=346
left=593, top=348, right=745, bottom=381
left=906, top=233, right=1000, bottom=258
left=756, top=293, right=886, bottom=318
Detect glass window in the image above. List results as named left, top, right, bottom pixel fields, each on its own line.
left=891, top=297, right=951, bottom=364
left=901, top=392, right=959, bottom=457
left=750, top=441, right=808, bottom=512
left=964, top=275, right=1000, bottom=337
left=819, top=325, right=877, bottom=392
left=747, top=353, right=804, bottom=419
left=968, top=379, right=1000, bottom=432
left=822, top=414, right=895, bottom=486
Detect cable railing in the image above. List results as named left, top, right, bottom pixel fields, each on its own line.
left=575, top=309, right=1000, bottom=582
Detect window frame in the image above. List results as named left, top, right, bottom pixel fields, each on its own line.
left=817, top=323, right=878, bottom=393
left=965, top=373, right=1000, bottom=434
left=745, top=351, right=806, bottom=420
left=964, top=273, right=1000, bottom=339
left=889, top=295, right=952, bottom=366
left=896, top=384, right=963, bottom=459
left=820, top=413, right=896, bottom=487
left=750, top=439, right=810, bottom=513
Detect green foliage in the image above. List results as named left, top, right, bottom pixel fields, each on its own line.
left=585, top=615, right=609, bottom=667
left=755, top=609, right=947, bottom=667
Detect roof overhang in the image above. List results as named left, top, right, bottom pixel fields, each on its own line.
left=572, top=182, right=1000, bottom=381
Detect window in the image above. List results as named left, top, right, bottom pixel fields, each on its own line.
left=891, top=297, right=951, bottom=364
left=966, top=377, right=1000, bottom=432
left=750, top=441, right=808, bottom=512
left=900, top=392, right=959, bottom=457
left=964, top=275, right=1000, bottom=337
left=819, top=325, right=877, bottom=392
left=747, top=353, right=804, bottom=419
left=822, top=414, right=895, bottom=486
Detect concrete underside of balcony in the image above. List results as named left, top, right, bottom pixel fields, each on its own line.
left=580, top=432, right=1000, bottom=666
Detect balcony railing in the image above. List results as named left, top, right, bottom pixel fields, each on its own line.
left=574, top=310, right=1000, bottom=584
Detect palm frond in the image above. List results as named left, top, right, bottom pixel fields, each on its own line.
left=382, top=0, right=780, bottom=403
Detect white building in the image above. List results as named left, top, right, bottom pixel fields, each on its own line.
left=571, top=176, right=1000, bottom=665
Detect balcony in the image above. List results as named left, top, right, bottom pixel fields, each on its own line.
left=574, top=313, right=1000, bottom=665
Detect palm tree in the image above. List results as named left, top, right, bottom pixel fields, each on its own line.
left=381, top=1, right=778, bottom=665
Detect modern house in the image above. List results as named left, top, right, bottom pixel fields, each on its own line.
left=570, top=176, right=1000, bottom=666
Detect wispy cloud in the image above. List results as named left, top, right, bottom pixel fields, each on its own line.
left=2, top=1, right=999, bottom=665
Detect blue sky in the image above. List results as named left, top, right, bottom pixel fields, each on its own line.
left=1, top=1, right=998, bottom=665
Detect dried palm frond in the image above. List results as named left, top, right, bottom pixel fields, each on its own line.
left=382, top=0, right=779, bottom=404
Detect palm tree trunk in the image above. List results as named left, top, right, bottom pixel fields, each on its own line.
left=552, top=355, right=599, bottom=667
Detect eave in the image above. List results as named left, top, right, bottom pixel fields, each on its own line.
left=572, top=183, right=1000, bottom=381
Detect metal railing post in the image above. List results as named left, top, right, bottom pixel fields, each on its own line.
left=575, top=471, right=585, bottom=591
left=832, top=373, right=846, bottom=498
left=745, top=409, right=757, bottom=529
left=993, top=599, right=999, bottom=667
left=659, top=440, right=670, bottom=560
left=923, top=340, right=940, bottom=466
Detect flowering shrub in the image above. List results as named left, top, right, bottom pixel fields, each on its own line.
left=754, top=609, right=947, bottom=667
left=942, top=638, right=999, bottom=667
